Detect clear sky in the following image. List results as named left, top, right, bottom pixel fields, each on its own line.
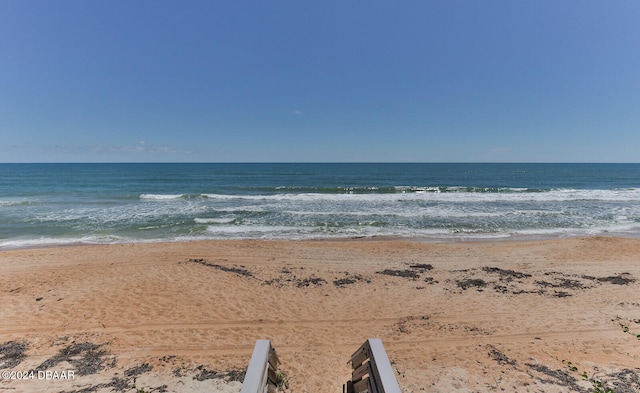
left=1, top=1, right=639, bottom=163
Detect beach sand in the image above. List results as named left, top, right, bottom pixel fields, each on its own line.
left=1, top=237, right=639, bottom=392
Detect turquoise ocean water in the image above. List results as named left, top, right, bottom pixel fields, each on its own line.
left=1, top=163, right=639, bottom=248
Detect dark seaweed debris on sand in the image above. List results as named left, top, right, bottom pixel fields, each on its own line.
left=194, top=365, right=219, bottom=381
left=536, top=278, right=587, bottom=290
left=482, top=266, right=531, bottom=280
left=377, top=269, right=420, bottom=279
left=484, top=345, right=640, bottom=393
left=487, top=345, right=517, bottom=367
left=225, top=369, right=246, bottom=382
left=296, top=277, right=327, bottom=288
left=0, top=341, right=27, bottom=369
left=333, top=273, right=371, bottom=287
left=193, top=365, right=245, bottom=382
left=173, top=365, right=246, bottom=382
left=333, top=278, right=357, bottom=287
left=607, top=369, right=640, bottom=393
left=37, top=342, right=113, bottom=376
left=124, top=362, right=153, bottom=377
left=263, top=266, right=334, bottom=288
left=409, top=264, right=433, bottom=271
left=61, top=368, right=146, bottom=393
left=188, top=258, right=253, bottom=277
left=61, top=363, right=243, bottom=393
left=526, top=363, right=588, bottom=392
left=457, top=278, right=487, bottom=290
left=528, top=365, right=640, bottom=393
left=447, top=267, right=637, bottom=297
left=377, top=263, right=434, bottom=280
left=598, top=273, right=636, bottom=285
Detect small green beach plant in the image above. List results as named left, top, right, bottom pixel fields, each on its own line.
left=276, top=370, right=289, bottom=390
left=583, top=374, right=615, bottom=393
left=565, top=361, right=615, bottom=393
left=618, top=320, right=640, bottom=339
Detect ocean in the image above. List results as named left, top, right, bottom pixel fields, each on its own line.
left=1, top=163, right=639, bottom=248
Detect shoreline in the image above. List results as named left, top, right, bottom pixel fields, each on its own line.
left=2, top=237, right=640, bottom=392
left=4, top=230, right=640, bottom=252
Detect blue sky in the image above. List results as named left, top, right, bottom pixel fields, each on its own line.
left=1, top=1, right=639, bottom=163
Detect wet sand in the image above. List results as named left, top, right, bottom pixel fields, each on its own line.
left=1, top=237, right=640, bottom=392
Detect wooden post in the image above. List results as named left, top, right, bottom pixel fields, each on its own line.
left=367, top=339, right=401, bottom=393
left=241, top=340, right=279, bottom=393
left=346, top=339, right=401, bottom=393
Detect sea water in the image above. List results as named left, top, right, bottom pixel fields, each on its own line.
left=1, top=163, right=639, bottom=248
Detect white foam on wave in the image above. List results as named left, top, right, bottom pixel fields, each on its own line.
left=213, top=206, right=272, bottom=213
left=0, top=199, right=34, bottom=207
left=205, top=224, right=308, bottom=237
left=409, top=188, right=640, bottom=204
left=206, top=224, right=298, bottom=233
left=140, top=194, right=185, bottom=200
left=0, top=234, right=130, bottom=249
left=194, top=188, right=640, bottom=205
left=31, top=201, right=206, bottom=225
left=199, top=223, right=525, bottom=241
left=6, top=184, right=640, bottom=246
left=201, top=192, right=383, bottom=202
left=194, top=217, right=236, bottom=224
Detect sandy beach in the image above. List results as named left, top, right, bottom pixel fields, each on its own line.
left=1, top=237, right=639, bottom=392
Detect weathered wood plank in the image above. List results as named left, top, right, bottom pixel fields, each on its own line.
left=346, top=339, right=401, bottom=393
left=352, top=360, right=371, bottom=382
left=353, top=377, right=371, bottom=393
left=351, top=345, right=370, bottom=368
left=268, top=366, right=277, bottom=385
left=344, top=380, right=354, bottom=393
left=268, top=347, right=279, bottom=369
left=367, top=339, right=401, bottom=393
left=240, top=340, right=273, bottom=393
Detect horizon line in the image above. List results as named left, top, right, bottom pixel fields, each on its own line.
left=1, top=161, right=639, bottom=165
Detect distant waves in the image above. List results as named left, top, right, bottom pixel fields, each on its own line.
left=2, top=163, right=640, bottom=248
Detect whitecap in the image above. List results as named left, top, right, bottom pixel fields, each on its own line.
left=140, top=194, right=185, bottom=200
left=0, top=199, right=34, bottom=207
left=194, top=217, right=236, bottom=224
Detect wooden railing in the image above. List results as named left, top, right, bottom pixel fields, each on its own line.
left=240, top=338, right=400, bottom=393
left=240, top=340, right=280, bottom=393
left=344, top=339, right=401, bottom=393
